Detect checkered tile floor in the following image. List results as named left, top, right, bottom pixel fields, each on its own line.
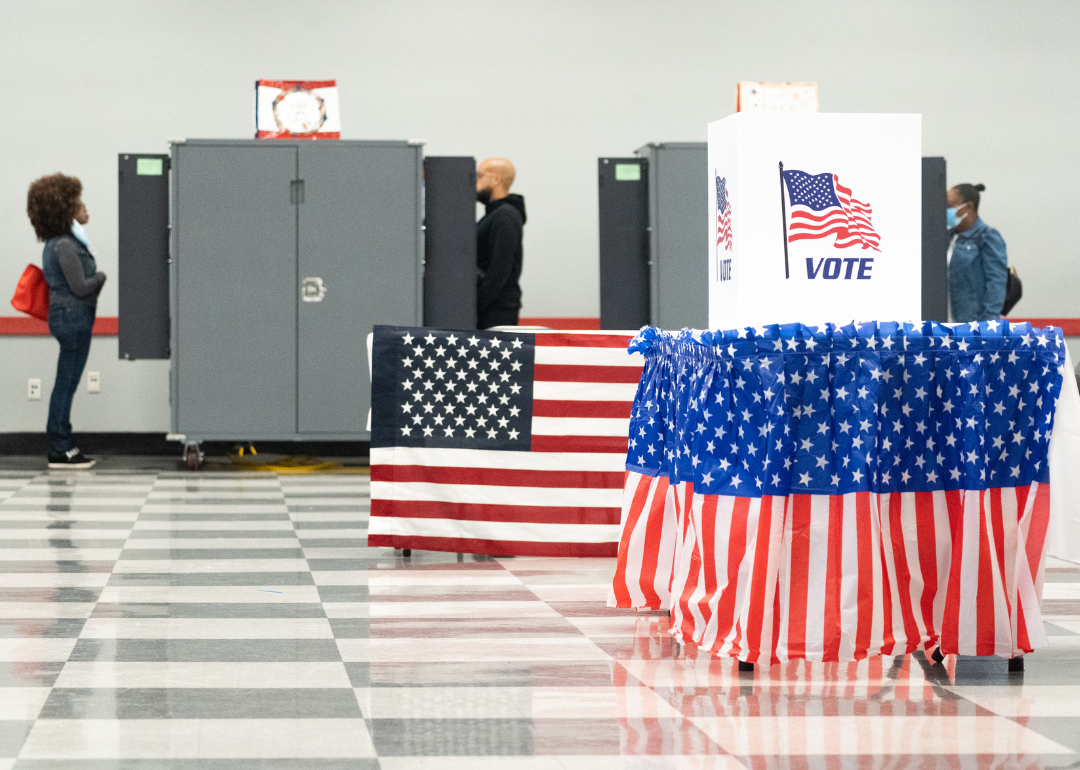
left=1, top=467, right=1080, bottom=768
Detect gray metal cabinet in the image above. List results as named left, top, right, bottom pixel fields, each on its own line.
left=636, top=143, right=709, bottom=331
left=170, top=139, right=421, bottom=442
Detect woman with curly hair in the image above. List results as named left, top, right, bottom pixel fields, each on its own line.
left=26, top=173, right=106, bottom=469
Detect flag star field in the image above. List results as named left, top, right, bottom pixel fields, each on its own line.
left=627, top=321, right=1065, bottom=497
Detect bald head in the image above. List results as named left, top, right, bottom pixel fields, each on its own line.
left=476, top=157, right=515, bottom=204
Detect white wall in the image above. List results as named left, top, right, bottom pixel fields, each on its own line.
left=1, top=337, right=169, bottom=432
left=2, top=0, right=1078, bottom=434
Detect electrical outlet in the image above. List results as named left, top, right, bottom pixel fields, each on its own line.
left=87, top=371, right=101, bottom=393
left=28, top=378, right=41, bottom=400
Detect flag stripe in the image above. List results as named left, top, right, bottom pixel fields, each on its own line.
left=535, top=333, right=636, bottom=349
left=535, top=347, right=642, bottom=366
left=534, top=364, right=643, bottom=383
left=531, top=416, right=631, bottom=437
left=533, top=400, right=632, bottom=419
left=611, top=474, right=656, bottom=608
left=371, top=446, right=625, bottom=472
left=531, top=436, right=628, bottom=454
left=367, top=533, right=617, bottom=558
left=787, top=495, right=811, bottom=658
left=976, top=491, right=996, bottom=656
left=823, top=495, right=843, bottom=661
left=371, top=480, right=619, bottom=508
left=533, top=381, right=639, bottom=401
left=639, top=478, right=671, bottom=608
left=371, top=499, right=619, bottom=525
left=744, top=495, right=775, bottom=662
left=854, top=491, right=874, bottom=659
left=886, top=492, right=922, bottom=651
left=370, top=464, right=623, bottom=489
left=369, top=515, right=620, bottom=544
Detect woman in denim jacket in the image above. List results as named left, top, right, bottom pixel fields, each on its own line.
left=948, top=183, right=1008, bottom=323
left=26, top=174, right=106, bottom=469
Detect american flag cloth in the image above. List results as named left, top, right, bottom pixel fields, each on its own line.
left=368, top=325, right=642, bottom=556
left=610, top=321, right=1067, bottom=662
left=715, top=174, right=732, bottom=252
left=782, top=168, right=880, bottom=251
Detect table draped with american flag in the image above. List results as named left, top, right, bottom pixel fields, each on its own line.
left=368, top=326, right=642, bottom=556
left=610, top=321, right=1068, bottom=663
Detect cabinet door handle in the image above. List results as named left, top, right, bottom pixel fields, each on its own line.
left=301, top=277, right=326, bottom=302
left=290, top=180, right=305, bottom=204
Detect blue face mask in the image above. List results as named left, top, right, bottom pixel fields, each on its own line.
left=946, top=204, right=969, bottom=231
left=70, top=220, right=91, bottom=249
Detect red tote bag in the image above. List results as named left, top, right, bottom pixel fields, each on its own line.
left=11, top=264, right=50, bottom=322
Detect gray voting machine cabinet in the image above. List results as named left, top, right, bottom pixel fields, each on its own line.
left=167, top=139, right=422, bottom=465
left=598, top=143, right=709, bottom=331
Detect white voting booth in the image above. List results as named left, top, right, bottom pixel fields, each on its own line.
left=707, top=113, right=921, bottom=329
left=703, top=111, right=1080, bottom=565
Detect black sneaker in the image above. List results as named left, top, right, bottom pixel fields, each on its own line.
left=47, top=448, right=96, bottom=469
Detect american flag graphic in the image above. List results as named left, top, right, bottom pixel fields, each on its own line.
left=783, top=168, right=881, bottom=251
left=715, top=174, right=732, bottom=252
left=369, top=326, right=642, bottom=556
left=611, top=321, right=1066, bottom=662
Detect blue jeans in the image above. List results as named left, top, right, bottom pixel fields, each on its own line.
left=47, top=303, right=95, bottom=456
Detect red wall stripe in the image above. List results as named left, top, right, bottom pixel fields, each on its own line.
left=0, top=315, right=118, bottom=336
left=4, top=315, right=1078, bottom=336
left=6, top=314, right=1073, bottom=337
left=520, top=317, right=601, bottom=330
left=1009, top=318, right=1080, bottom=336
left=534, top=332, right=634, bottom=348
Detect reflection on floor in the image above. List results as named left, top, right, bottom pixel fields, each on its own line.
left=0, top=466, right=1079, bottom=768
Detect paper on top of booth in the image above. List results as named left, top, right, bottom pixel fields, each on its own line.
left=256, top=80, right=341, bottom=140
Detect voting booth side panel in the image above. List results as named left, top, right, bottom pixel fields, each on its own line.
left=708, top=113, right=922, bottom=330
left=707, top=123, right=739, bottom=330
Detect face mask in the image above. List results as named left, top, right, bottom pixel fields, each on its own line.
left=71, top=220, right=91, bottom=248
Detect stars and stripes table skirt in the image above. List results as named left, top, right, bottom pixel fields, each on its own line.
left=610, top=321, right=1068, bottom=662
left=368, top=326, right=642, bottom=556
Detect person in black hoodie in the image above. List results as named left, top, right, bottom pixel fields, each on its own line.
left=475, top=157, right=526, bottom=328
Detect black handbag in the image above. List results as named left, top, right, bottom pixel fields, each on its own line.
left=1002, top=266, right=1022, bottom=316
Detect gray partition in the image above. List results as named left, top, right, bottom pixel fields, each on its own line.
left=118, top=153, right=171, bottom=360
left=598, top=157, right=650, bottom=330
left=635, top=143, right=709, bottom=330
left=423, top=156, right=477, bottom=329
left=921, top=157, right=948, bottom=322
left=170, top=139, right=421, bottom=442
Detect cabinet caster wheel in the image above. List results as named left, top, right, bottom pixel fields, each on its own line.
left=1008, top=656, right=1024, bottom=672
left=401, top=548, right=411, bottom=558
left=738, top=660, right=755, bottom=672
left=185, top=447, right=201, bottom=471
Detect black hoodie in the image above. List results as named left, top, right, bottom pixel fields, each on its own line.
left=476, top=193, right=526, bottom=328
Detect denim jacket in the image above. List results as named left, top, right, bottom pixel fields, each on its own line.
left=948, top=218, right=1007, bottom=323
